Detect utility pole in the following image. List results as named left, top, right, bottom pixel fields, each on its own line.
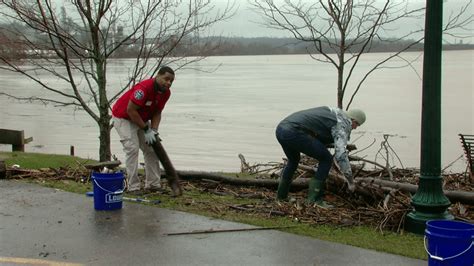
left=405, top=0, right=453, bottom=234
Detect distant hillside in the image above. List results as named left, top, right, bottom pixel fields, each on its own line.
left=1, top=22, right=472, bottom=59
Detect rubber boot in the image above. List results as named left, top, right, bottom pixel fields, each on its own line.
left=276, top=177, right=292, bottom=200
left=307, top=178, right=333, bottom=208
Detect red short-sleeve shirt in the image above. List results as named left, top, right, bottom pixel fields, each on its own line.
left=112, top=78, right=171, bottom=121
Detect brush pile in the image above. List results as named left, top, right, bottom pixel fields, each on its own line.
left=233, top=154, right=473, bottom=232
left=3, top=155, right=473, bottom=234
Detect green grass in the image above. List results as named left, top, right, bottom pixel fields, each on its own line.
left=0, top=151, right=427, bottom=260
left=0, top=151, right=96, bottom=169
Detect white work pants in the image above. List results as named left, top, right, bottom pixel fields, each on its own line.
left=112, top=117, right=161, bottom=191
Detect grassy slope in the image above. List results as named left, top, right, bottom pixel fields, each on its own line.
left=0, top=151, right=426, bottom=260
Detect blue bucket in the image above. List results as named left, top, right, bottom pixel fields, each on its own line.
left=92, top=172, right=125, bottom=211
left=425, top=220, right=474, bottom=266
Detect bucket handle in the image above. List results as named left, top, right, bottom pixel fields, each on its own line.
left=424, top=236, right=474, bottom=261
left=93, top=179, right=124, bottom=195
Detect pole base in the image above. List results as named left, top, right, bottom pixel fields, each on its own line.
left=405, top=210, right=453, bottom=235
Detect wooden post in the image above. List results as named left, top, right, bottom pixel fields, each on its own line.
left=12, top=130, right=24, bottom=152
left=0, top=160, right=6, bottom=179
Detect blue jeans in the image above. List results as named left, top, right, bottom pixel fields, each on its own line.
left=275, top=122, right=333, bottom=182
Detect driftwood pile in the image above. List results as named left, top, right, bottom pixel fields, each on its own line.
left=3, top=155, right=473, bottom=233
left=186, top=178, right=413, bottom=232
left=231, top=154, right=473, bottom=230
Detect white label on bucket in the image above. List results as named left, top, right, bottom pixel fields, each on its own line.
left=106, top=193, right=123, bottom=203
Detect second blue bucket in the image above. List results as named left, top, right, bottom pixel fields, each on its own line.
left=425, top=220, right=474, bottom=266
left=92, top=172, right=125, bottom=211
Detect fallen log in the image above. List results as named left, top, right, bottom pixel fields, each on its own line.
left=176, top=170, right=474, bottom=205
left=358, top=177, right=474, bottom=206
left=177, top=170, right=299, bottom=189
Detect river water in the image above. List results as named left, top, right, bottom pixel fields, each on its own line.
left=0, top=50, right=472, bottom=173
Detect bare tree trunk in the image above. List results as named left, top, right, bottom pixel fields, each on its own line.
left=337, top=66, right=344, bottom=109
left=98, top=117, right=111, bottom=162
left=97, top=54, right=110, bottom=162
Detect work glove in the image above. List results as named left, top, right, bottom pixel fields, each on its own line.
left=343, top=173, right=356, bottom=192
left=144, top=127, right=159, bottom=145
left=347, top=182, right=355, bottom=193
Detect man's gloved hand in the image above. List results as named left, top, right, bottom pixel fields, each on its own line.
left=347, top=182, right=355, bottom=192
left=344, top=175, right=356, bottom=192
left=144, top=127, right=159, bottom=145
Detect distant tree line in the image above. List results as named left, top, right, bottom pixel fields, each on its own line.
left=209, top=37, right=473, bottom=56
left=1, top=22, right=472, bottom=60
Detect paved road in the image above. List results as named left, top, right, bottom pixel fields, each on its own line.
left=0, top=180, right=425, bottom=265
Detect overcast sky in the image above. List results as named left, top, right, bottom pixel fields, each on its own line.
left=209, top=0, right=473, bottom=41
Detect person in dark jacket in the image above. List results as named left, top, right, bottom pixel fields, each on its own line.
left=275, top=106, right=366, bottom=207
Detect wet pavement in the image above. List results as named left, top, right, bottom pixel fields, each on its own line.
left=0, top=180, right=425, bottom=265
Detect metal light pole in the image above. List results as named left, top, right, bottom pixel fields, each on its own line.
left=405, top=0, right=453, bottom=234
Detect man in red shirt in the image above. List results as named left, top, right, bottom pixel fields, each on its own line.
left=112, top=66, right=175, bottom=194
